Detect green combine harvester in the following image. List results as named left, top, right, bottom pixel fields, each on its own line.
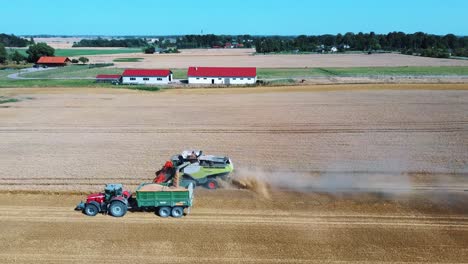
left=154, top=150, right=234, bottom=189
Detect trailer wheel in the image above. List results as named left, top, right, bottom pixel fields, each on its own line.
left=109, top=201, right=127, bottom=217
left=158, top=207, right=171, bottom=218
left=84, top=204, right=99, bottom=216
left=171, top=206, right=184, bottom=218
left=205, top=179, right=218, bottom=189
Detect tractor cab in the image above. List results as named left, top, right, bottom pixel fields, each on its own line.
left=104, top=184, right=124, bottom=201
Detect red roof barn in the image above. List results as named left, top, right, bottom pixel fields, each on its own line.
left=121, top=69, right=173, bottom=84
left=187, top=67, right=257, bottom=85
left=187, top=67, right=257, bottom=78
left=95, top=74, right=122, bottom=83
left=122, top=69, right=172, bottom=77
left=36, top=56, right=71, bottom=67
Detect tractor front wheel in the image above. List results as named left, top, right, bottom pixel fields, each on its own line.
left=158, top=206, right=171, bottom=218
left=171, top=206, right=184, bottom=218
left=84, top=204, right=99, bottom=216
left=109, top=201, right=127, bottom=217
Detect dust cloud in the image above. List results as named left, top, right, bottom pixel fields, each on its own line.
left=229, top=166, right=418, bottom=199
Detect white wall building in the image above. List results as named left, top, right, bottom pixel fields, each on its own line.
left=188, top=67, right=257, bottom=85
left=122, top=69, right=173, bottom=85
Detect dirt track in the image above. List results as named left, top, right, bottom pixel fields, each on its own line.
left=0, top=84, right=468, bottom=263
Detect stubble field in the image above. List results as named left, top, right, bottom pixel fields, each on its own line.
left=0, top=84, right=467, bottom=263
left=89, top=49, right=468, bottom=68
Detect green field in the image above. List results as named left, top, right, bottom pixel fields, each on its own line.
left=113, top=58, right=143, bottom=62
left=257, top=66, right=468, bottom=78
left=18, top=66, right=186, bottom=79
left=19, top=65, right=123, bottom=78
left=9, top=48, right=141, bottom=57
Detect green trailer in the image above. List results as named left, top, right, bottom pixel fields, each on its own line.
left=135, top=182, right=194, bottom=217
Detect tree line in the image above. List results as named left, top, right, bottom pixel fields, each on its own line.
left=72, top=37, right=148, bottom=48
left=0, top=34, right=32, bottom=47
left=174, top=35, right=254, bottom=49
left=2, top=32, right=468, bottom=64
left=254, top=32, right=468, bottom=58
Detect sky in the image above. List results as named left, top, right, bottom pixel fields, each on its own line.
left=1, top=0, right=467, bottom=36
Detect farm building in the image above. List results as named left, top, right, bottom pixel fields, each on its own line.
left=36, top=56, right=71, bottom=67
left=95, top=74, right=122, bottom=83
left=121, top=69, right=173, bottom=85
left=187, top=67, right=257, bottom=85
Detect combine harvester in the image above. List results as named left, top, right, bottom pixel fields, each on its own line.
left=76, top=172, right=194, bottom=218
left=154, top=150, right=234, bottom=189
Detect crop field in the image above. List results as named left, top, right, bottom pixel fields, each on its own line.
left=0, top=84, right=467, bottom=263
left=113, top=57, right=144, bottom=62
left=89, top=49, right=468, bottom=68
left=9, top=48, right=142, bottom=57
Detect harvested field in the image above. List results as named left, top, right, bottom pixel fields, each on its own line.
left=87, top=49, right=468, bottom=68
left=0, top=84, right=467, bottom=263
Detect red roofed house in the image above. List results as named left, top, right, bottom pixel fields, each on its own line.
left=95, top=74, right=122, bottom=83
left=187, top=67, right=257, bottom=85
left=36, top=56, right=71, bottom=67
left=121, top=69, right=173, bottom=85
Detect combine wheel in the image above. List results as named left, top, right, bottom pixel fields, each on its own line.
left=171, top=206, right=184, bottom=218
left=205, top=179, right=218, bottom=190
left=84, top=204, right=99, bottom=216
left=109, top=201, right=127, bottom=217
left=158, top=206, right=171, bottom=218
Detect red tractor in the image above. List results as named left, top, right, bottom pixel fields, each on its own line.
left=76, top=184, right=131, bottom=217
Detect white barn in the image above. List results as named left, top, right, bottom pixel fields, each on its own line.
left=187, top=67, right=257, bottom=85
left=122, top=69, right=173, bottom=85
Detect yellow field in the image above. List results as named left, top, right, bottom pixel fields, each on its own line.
left=0, top=84, right=467, bottom=263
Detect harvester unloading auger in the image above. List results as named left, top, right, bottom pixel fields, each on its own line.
left=154, top=150, right=234, bottom=189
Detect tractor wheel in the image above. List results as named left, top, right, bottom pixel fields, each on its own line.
left=171, top=206, right=184, bottom=218
left=109, top=201, right=127, bottom=217
left=205, top=179, right=218, bottom=190
left=158, top=206, right=171, bottom=218
left=84, top=204, right=99, bottom=216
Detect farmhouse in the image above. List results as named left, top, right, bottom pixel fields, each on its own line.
left=187, top=67, right=257, bottom=85
left=36, top=56, right=71, bottom=67
left=95, top=74, right=122, bottom=83
left=121, top=69, right=173, bottom=85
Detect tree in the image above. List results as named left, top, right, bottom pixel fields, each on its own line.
left=143, top=46, right=155, bottom=54
left=26, top=43, right=54, bottom=63
left=71, top=58, right=79, bottom=64
left=0, top=43, right=6, bottom=63
left=9, top=50, right=26, bottom=64
left=78, top=57, right=89, bottom=64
